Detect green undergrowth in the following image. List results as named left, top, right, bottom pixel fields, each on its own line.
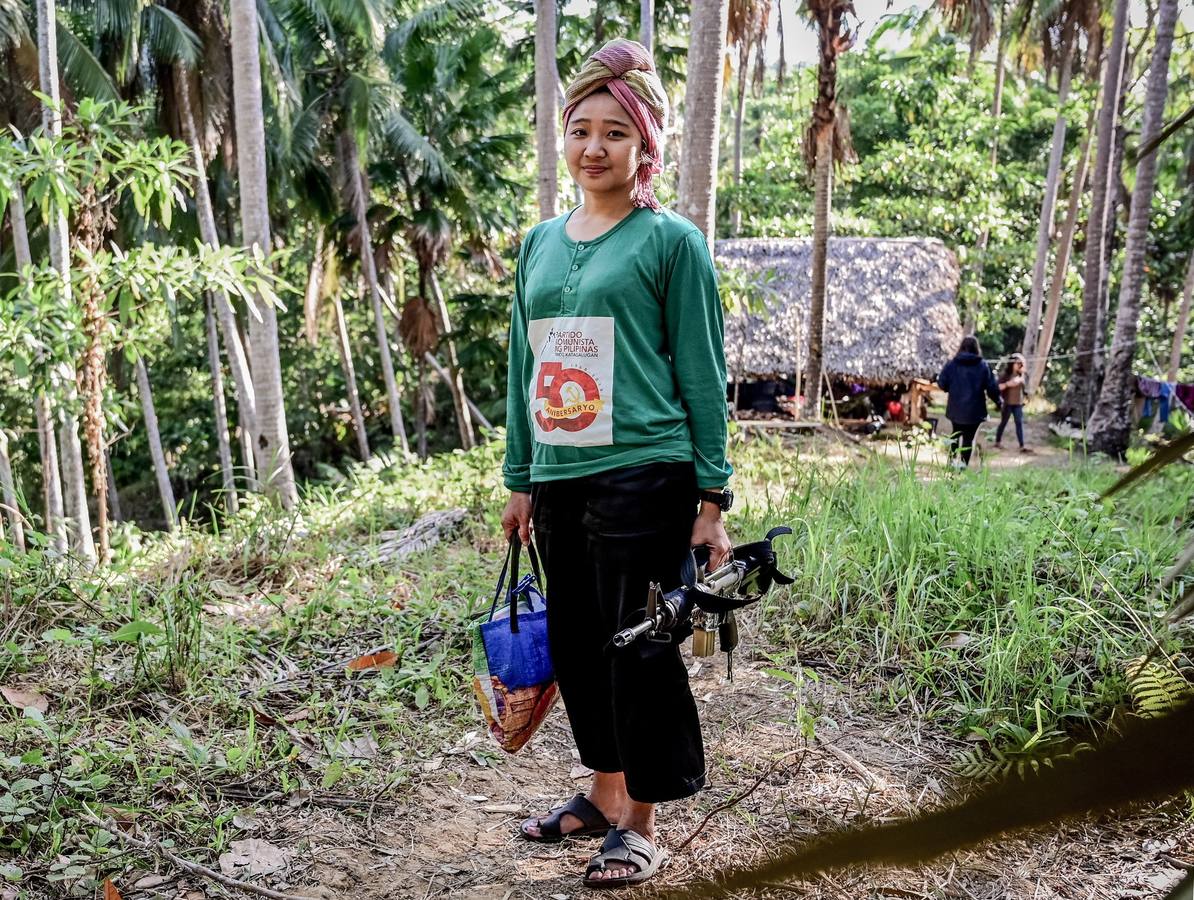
left=1, top=430, right=1191, bottom=893
left=733, top=434, right=1193, bottom=766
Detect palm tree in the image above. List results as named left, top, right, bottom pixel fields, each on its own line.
left=534, top=0, right=559, bottom=221
left=36, top=0, right=96, bottom=562
left=801, top=0, right=856, bottom=420
left=1167, top=253, right=1194, bottom=382
left=133, top=356, right=178, bottom=528
left=676, top=0, right=729, bottom=247
left=379, top=25, right=524, bottom=451
left=229, top=0, right=298, bottom=506
left=7, top=185, right=68, bottom=554
left=1086, top=0, right=1179, bottom=456
left=640, top=0, right=654, bottom=51
left=0, top=430, right=23, bottom=551
left=1027, top=99, right=1096, bottom=393
left=1020, top=0, right=1100, bottom=365
left=1055, top=0, right=1128, bottom=424
left=277, top=0, right=411, bottom=456
left=728, top=0, right=769, bottom=236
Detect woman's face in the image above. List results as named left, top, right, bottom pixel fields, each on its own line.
left=1015, top=360, right=1025, bottom=374
left=564, top=92, right=643, bottom=198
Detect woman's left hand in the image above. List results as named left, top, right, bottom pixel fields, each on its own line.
left=692, top=508, right=733, bottom=571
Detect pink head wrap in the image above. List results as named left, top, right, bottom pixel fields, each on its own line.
left=562, top=39, right=669, bottom=212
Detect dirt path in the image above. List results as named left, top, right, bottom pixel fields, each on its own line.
left=231, top=649, right=1189, bottom=900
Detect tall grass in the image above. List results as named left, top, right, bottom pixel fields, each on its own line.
left=732, top=434, right=1191, bottom=742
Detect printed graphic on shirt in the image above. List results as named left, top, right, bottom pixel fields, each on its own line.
left=527, top=316, right=614, bottom=447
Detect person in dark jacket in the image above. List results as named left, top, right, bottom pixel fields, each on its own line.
left=937, top=336, right=1001, bottom=468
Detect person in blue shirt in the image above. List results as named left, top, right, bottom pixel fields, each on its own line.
left=937, top=336, right=1001, bottom=468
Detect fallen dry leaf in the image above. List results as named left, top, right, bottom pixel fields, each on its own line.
left=345, top=650, right=397, bottom=671
left=132, top=874, right=170, bottom=890
left=217, top=838, right=292, bottom=877
left=0, top=685, right=49, bottom=714
left=102, top=879, right=123, bottom=900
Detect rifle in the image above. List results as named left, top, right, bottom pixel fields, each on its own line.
left=611, top=526, right=794, bottom=677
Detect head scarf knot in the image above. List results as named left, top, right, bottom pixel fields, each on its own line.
left=563, top=39, right=668, bottom=212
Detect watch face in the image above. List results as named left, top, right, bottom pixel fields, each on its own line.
left=723, top=488, right=734, bottom=510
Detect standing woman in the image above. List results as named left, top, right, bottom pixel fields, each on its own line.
left=994, top=352, right=1031, bottom=453
left=937, top=335, right=1001, bottom=468
left=500, top=38, right=734, bottom=888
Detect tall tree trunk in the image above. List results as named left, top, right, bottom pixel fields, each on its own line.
left=334, top=293, right=371, bottom=462
left=535, top=0, right=559, bottom=220
left=1056, top=0, right=1128, bottom=424
left=1087, top=0, right=1178, bottom=456
left=134, top=358, right=178, bottom=530
left=1094, top=122, right=1127, bottom=373
left=10, top=192, right=65, bottom=553
left=1028, top=99, right=1097, bottom=394
left=105, top=448, right=122, bottom=523
left=237, top=403, right=258, bottom=491
left=0, top=431, right=25, bottom=552
left=731, top=42, right=749, bottom=236
left=640, top=0, right=655, bottom=50
left=965, top=0, right=1008, bottom=333
left=415, top=360, right=428, bottom=458
left=205, top=293, right=239, bottom=514
left=426, top=269, right=476, bottom=450
left=676, top=0, right=730, bottom=248
left=776, top=0, right=786, bottom=87
left=229, top=0, right=298, bottom=507
left=176, top=65, right=259, bottom=449
left=1167, top=253, right=1194, bottom=382
left=36, top=0, right=95, bottom=562
left=1021, top=25, right=1076, bottom=362
left=340, top=133, right=410, bottom=453
left=35, top=395, right=67, bottom=554
left=803, top=129, right=833, bottom=419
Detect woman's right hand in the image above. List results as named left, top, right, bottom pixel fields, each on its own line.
left=502, top=492, right=532, bottom=546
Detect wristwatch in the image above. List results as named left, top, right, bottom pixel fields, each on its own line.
left=699, top=487, right=734, bottom=511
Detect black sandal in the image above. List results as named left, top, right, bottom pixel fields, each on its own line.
left=519, top=794, right=612, bottom=843
left=583, top=828, right=668, bottom=888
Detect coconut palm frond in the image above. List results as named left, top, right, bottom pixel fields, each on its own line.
left=383, top=0, right=484, bottom=60
left=382, top=108, right=450, bottom=185
left=56, top=20, right=119, bottom=102
left=145, top=4, right=200, bottom=67
left=0, top=0, right=29, bottom=53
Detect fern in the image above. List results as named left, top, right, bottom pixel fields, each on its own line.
left=1127, top=657, right=1194, bottom=718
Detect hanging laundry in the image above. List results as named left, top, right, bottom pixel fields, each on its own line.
left=1137, top=376, right=1163, bottom=399
left=1176, top=383, right=1194, bottom=412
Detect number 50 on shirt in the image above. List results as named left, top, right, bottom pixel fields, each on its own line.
left=527, top=317, right=615, bottom=447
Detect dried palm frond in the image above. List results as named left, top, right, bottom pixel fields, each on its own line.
left=399, top=296, right=439, bottom=358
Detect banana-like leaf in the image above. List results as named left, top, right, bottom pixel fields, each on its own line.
left=1102, top=432, right=1194, bottom=498
left=661, top=700, right=1194, bottom=898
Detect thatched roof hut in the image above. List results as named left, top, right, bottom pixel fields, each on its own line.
left=715, top=238, right=963, bottom=386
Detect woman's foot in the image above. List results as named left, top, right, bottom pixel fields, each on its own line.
left=520, top=771, right=625, bottom=841
left=586, top=800, right=656, bottom=883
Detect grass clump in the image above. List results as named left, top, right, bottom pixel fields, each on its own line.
left=732, top=434, right=1191, bottom=750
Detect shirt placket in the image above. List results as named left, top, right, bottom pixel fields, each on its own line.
left=560, top=242, right=586, bottom=314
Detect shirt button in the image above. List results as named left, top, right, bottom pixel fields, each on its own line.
left=576, top=244, right=584, bottom=250
left=564, top=286, right=573, bottom=293
left=571, top=264, right=579, bottom=271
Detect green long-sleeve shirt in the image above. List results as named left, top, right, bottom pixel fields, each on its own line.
left=502, top=206, right=733, bottom=492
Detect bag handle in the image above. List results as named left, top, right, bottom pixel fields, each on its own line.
left=489, top=532, right=544, bottom=634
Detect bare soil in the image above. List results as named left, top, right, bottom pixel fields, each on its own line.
left=182, top=651, right=1190, bottom=900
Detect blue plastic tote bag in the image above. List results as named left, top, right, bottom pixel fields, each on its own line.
left=471, top=534, right=558, bottom=752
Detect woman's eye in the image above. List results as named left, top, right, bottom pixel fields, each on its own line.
left=608, top=131, right=625, bottom=138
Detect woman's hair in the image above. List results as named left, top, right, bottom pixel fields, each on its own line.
left=958, top=336, right=982, bottom=357
left=1000, top=352, right=1025, bottom=381
left=562, top=39, right=668, bottom=211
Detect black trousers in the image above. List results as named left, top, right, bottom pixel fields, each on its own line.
left=531, top=461, right=705, bottom=804
left=949, top=422, right=981, bottom=465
